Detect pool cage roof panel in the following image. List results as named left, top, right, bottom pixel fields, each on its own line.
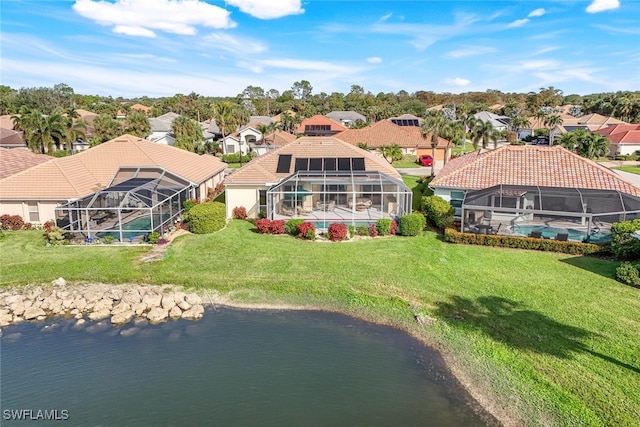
left=268, top=170, right=411, bottom=192
left=60, top=166, right=192, bottom=211
left=463, top=184, right=640, bottom=215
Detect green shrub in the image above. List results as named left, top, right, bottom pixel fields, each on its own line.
left=443, top=227, right=604, bottom=255
left=183, top=198, right=199, bottom=214
left=356, top=225, right=369, bottom=236
left=188, top=202, right=226, bottom=234
left=610, top=219, right=640, bottom=260
left=103, top=235, right=116, bottom=245
left=44, top=226, right=68, bottom=246
left=421, top=196, right=455, bottom=229
left=221, top=153, right=253, bottom=163
left=615, top=262, right=640, bottom=287
left=399, top=212, right=426, bottom=236
left=348, top=225, right=355, bottom=238
left=376, top=218, right=393, bottom=236
left=285, top=218, right=304, bottom=236
left=147, top=231, right=160, bottom=244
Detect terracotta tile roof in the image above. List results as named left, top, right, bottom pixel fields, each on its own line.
left=131, top=103, right=151, bottom=112
left=335, top=119, right=451, bottom=149
left=608, top=130, right=640, bottom=144
left=562, top=114, right=628, bottom=131
left=0, top=115, right=16, bottom=130
left=296, top=115, right=347, bottom=133
left=0, top=147, right=53, bottom=179
left=0, top=134, right=226, bottom=200
left=0, top=128, right=24, bottom=147
left=263, top=130, right=297, bottom=147
left=225, top=136, right=401, bottom=185
left=595, top=124, right=640, bottom=137
left=430, top=145, right=640, bottom=197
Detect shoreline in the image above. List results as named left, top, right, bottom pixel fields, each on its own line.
left=1, top=280, right=509, bottom=426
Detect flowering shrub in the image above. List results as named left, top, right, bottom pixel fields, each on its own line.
left=390, top=219, right=398, bottom=235
left=256, top=218, right=271, bottom=234
left=232, top=206, right=248, bottom=220
left=44, top=226, right=68, bottom=246
left=285, top=219, right=304, bottom=236
left=43, top=220, right=56, bottom=233
left=157, top=237, right=169, bottom=245
left=328, top=223, right=348, bottom=241
left=368, top=224, right=379, bottom=237
left=297, top=222, right=316, bottom=240
left=270, top=220, right=286, bottom=235
left=0, top=214, right=25, bottom=231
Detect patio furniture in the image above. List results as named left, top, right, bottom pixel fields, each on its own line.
left=528, top=231, right=542, bottom=238
left=475, top=224, right=492, bottom=234
left=490, top=223, right=502, bottom=235
left=315, top=200, right=336, bottom=212
left=555, top=232, right=569, bottom=241
left=348, top=198, right=372, bottom=211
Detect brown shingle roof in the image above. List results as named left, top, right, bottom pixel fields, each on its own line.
left=0, top=134, right=226, bottom=200
left=335, top=120, right=451, bottom=149
left=0, top=147, right=53, bottom=179
left=0, top=128, right=24, bottom=147
left=226, top=136, right=400, bottom=185
left=430, top=145, right=640, bottom=197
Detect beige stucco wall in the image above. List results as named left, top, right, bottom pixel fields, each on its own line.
left=225, top=185, right=262, bottom=219
left=196, top=170, right=225, bottom=202
left=0, top=200, right=61, bottom=224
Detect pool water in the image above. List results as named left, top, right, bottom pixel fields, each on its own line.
left=96, top=214, right=169, bottom=240
left=511, top=224, right=611, bottom=243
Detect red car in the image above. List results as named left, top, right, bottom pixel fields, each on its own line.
left=418, top=155, right=434, bottom=166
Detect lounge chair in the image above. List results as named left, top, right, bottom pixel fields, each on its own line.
left=555, top=232, right=569, bottom=241
left=528, top=231, right=542, bottom=238
left=490, top=223, right=502, bottom=235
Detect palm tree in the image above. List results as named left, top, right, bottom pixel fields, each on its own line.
left=533, top=109, right=548, bottom=130
left=123, top=110, right=150, bottom=137
left=13, top=107, right=65, bottom=154
left=380, top=144, right=403, bottom=165
left=172, top=115, right=203, bottom=153
left=63, top=116, right=88, bottom=153
left=578, top=133, right=609, bottom=160
left=510, top=116, right=531, bottom=142
left=471, top=120, right=499, bottom=150
left=420, top=113, right=448, bottom=176
left=444, top=121, right=465, bottom=157
left=544, top=114, right=562, bottom=128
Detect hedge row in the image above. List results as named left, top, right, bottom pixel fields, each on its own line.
left=443, top=227, right=604, bottom=255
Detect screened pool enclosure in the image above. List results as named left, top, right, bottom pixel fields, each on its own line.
left=267, top=170, right=412, bottom=227
left=56, top=167, right=191, bottom=242
left=458, top=184, right=640, bottom=242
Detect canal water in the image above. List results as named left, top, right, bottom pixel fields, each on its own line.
left=1, top=307, right=496, bottom=426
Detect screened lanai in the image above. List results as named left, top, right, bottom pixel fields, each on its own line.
left=267, top=170, right=412, bottom=227
left=459, top=184, right=640, bottom=242
left=56, top=166, right=192, bottom=242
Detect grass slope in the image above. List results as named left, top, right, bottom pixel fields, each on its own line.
left=1, top=224, right=638, bottom=426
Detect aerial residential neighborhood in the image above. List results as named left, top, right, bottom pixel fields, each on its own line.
left=1, top=0, right=640, bottom=426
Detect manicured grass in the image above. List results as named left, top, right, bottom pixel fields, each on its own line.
left=393, top=160, right=421, bottom=168
left=612, top=165, right=640, bottom=175
left=1, top=226, right=638, bottom=426
left=452, top=143, right=477, bottom=156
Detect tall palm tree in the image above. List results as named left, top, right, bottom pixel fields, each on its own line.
left=63, top=116, right=88, bottom=153
left=172, top=115, right=203, bottom=153
left=13, top=107, right=65, bottom=154
left=533, top=110, right=548, bottom=130
left=472, top=120, right=499, bottom=149
left=420, top=113, right=448, bottom=176
left=510, top=116, right=531, bottom=142
left=578, top=133, right=609, bottom=160
left=544, top=114, right=562, bottom=128
left=123, top=110, right=150, bottom=137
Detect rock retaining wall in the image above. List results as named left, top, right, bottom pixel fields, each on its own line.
left=0, top=278, right=205, bottom=329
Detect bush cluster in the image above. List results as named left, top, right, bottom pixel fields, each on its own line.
left=44, top=225, right=68, bottom=246
left=327, top=223, right=348, bottom=241
left=147, top=231, right=160, bottom=244
left=356, top=225, right=369, bottom=236
left=188, top=202, right=226, bottom=234
left=615, top=262, right=640, bottom=287
left=443, top=227, right=604, bottom=255
left=221, top=153, right=253, bottom=163
left=285, top=219, right=304, bottom=236
left=103, top=235, right=116, bottom=244
left=421, top=196, right=455, bottom=230
left=297, top=222, right=316, bottom=240
left=399, top=212, right=426, bottom=236
left=0, top=214, right=26, bottom=231
left=375, top=218, right=398, bottom=236
left=610, top=219, right=640, bottom=261
left=256, top=219, right=286, bottom=234
left=368, top=224, right=379, bottom=237
left=232, top=206, right=248, bottom=220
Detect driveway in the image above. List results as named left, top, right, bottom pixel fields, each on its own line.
left=599, top=160, right=640, bottom=188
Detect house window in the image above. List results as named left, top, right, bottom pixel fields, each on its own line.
left=226, top=145, right=235, bottom=153
left=27, top=202, right=39, bottom=223
left=258, top=190, right=267, bottom=216
left=304, top=125, right=331, bottom=132
left=450, top=191, right=465, bottom=217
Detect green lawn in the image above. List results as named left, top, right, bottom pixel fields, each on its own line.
left=612, top=165, right=640, bottom=175
left=1, top=224, right=637, bottom=426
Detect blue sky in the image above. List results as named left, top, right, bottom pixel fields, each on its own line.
left=1, top=0, right=639, bottom=98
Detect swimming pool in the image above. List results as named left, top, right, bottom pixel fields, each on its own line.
left=511, top=224, right=611, bottom=243
left=96, top=215, right=168, bottom=240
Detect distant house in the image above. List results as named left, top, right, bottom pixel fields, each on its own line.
left=296, top=115, right=347, bottom=136
left=326, top=111, right=366, bottom=127
left=0, top=147, right=52, bottom=179
left=221, top=127, right=262, bottom=155
left=117, top=103, right=151, bottom=118
left=248, top=130, right=297, bottom=156
left=76, top=109, right=98, bottom=140
left=224, top=136, right=412, bottom=224
left=0, top=128, right=25, bottom=149
left=473, top=111, right=510, bottom=132
left=429, top=145, right=640, bottom=238
left=561, top=113, right=627, bottom=132
left=595, top=124, right=640, bottom=156
left=148, top=112, right=181, bottom=145
left=335, top=119, right=452, bottom=160
left=200, top=118, right=222, bottom=142
left=0, top=134, right=226, bottom=225
left=246, top=116, right=276, bottom=129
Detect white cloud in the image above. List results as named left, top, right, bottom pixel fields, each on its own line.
left=72, top=0, right=235, bottom=38
left=508, top=19, right=529, bottom=28
left=202, top=32, right=268, bottom=54
left=226, top=0, right=304, bottom=19
left=445, top=46, right=497, bottom=59
left=367, top=57, right=382, bottom=64
left=259, top=58, right=359, bottom=75
left=445, top=77, right=470, bottom=87
left=379, top=12, right=393, bottom=22
left=528, top=8, right=546, bottom=18
left=586, top=0, right=620, bottom=13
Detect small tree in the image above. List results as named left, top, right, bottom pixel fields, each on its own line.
left=188, top=202, right=226, bottom=234
left=380, top=144, right=403, bottom=164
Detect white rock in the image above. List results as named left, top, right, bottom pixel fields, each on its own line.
left=132, top=302, right=148, bottom=315
left=75, top=318, right=85, bottom=326
left=111, top=311, right=133, bottom=325
left=111, top=301, right=131, bottom=315
left=93, top=298, right=113, bottom=312
left=74, top=297, right=87, bottom=311
left=74, top=313, right=83, bottom=320
left=177, top=300, right=191, bottom=311
left=147, top=307, right=168, bottom=323
left=169, top=305, right=182, bottom=319
left=173, top=292, right=186, bottom=305
left=12, top=315, right=24, bottom=323
left=185, top=293, right=202, bottom=305
left=23, top=307, right=46, bottom=320
left=122, top=289, right=141, bottom=304
left=181, top=304, right=204, bottom=320
left=142, top=292, right=162, bottom=308
left=62, top=298, right=75, bottom=309
left=0, top=309, right=12, bottom=327
left=88, top=308, right=111, bottom=321
left=9, top=301, right=26, bottom=316
left=106, top=288, right=124, bottom=301
left=5, top=295, right=23, bottom=305
left=161, top=294, right=176, bottom=310
left=51, top=277, right=66, bottom=287
left=48, top=298, right=63, bottom=314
